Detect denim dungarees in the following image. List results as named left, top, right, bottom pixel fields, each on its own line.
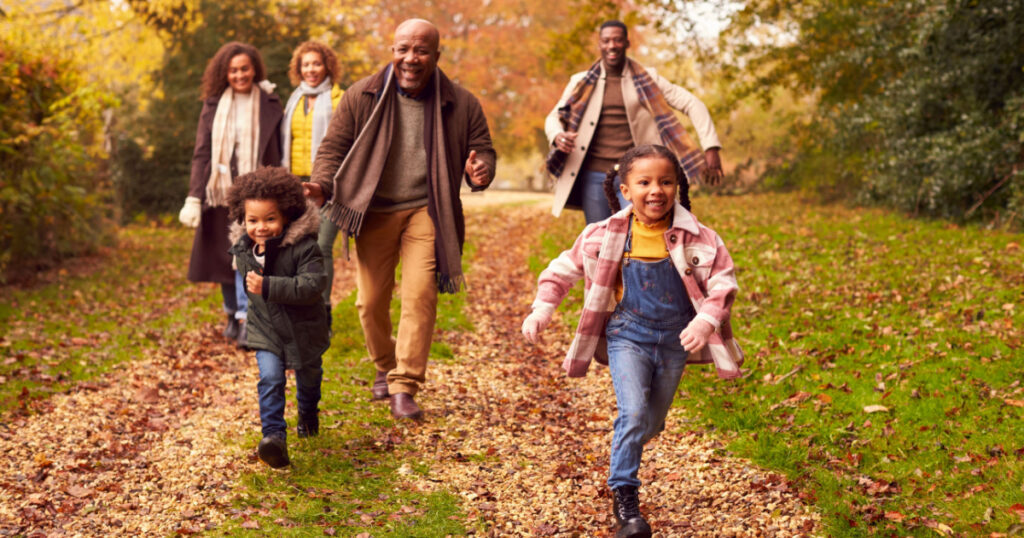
left=605, top=219, right=696, bottom=488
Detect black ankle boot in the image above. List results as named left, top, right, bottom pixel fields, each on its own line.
left=236, top=320, right=249, bottom=349
left=257, top=431, right=290, bottom=468
left=297, top=414, right=319, bottom=438
left=612, top=486, right=651, bottom=538
left=223, top=316, right=240, bottom=340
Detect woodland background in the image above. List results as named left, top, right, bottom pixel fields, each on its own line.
left=2, top=2, right=1024, bottom=536
left=1, top=0, right=1022, bottom=282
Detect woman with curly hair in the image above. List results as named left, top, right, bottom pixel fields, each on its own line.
left=178, top=41, right=283, bottom=347
left=227, top=166, right=329, bottom=468
left=280, top=40, right=345, bottom=322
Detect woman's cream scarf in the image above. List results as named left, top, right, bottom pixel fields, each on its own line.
left=206, top=86, right=262, bottom=207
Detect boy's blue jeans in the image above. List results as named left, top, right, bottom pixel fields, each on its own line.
left=605, top=311, right=689, bottom=489
left=255, top=350, right=323, bottom=438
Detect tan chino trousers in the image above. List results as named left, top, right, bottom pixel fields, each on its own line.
left=354, top=206, right=437, bottom=396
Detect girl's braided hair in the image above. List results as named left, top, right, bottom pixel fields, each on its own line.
left=602, top=144, right=691, bottom=213
left=227, top=167, right=308, bottom=224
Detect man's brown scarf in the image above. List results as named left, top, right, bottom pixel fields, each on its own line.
left=326, top=64, right=464, bottom=293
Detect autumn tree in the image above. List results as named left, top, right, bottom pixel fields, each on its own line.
left=0, top=2, right=122, bottom=280
left=702, top=0, right=1024, bottom=220
left=117, top=0, right=354, bottom=215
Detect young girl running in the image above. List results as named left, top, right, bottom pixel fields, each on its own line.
left=522, top=144, right=743, bottom=537
left=227, top=167, right=330, bottom=468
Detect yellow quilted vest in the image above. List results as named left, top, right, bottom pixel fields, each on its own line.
left=289, top=85, right=344, bottom=176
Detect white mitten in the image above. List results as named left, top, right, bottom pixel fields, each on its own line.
left=178, top=196, right=201, bottom=228
left=521, top=308, right=553, bottom=344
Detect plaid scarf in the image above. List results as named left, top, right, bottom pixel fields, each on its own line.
left=546, top=58, right=706, bottom=183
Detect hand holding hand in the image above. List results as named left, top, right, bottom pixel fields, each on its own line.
left=702, top=148, right=723, bottom=186
left=464, top=150, right=489, bottom=187
left=302, top=182, right=325, bottom=207
left=245, top=271, right=263, bottom=295
left=521, top=309, right=553, bottom=344
left=679, top=319, right=715, bottom=354
left=178, top=196, right=201, bottom=228
left=553, top=131, right=577, bottom=154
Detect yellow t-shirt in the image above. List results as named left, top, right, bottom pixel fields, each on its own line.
left=615, top=213, right=671, bottom=301
left=289, top=85, right=344, bottom=176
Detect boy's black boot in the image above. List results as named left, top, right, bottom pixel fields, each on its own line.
left=297, top=413, right=319, bottom=438
left=257, top=432, right=290, bottom=468
left=612, top=486, right=652, bottom=538
left=223, top=315, right=240, bottom=341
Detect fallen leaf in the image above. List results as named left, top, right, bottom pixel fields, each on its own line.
left=66, top=485, right=92, bottom=498
left=1004, top=399, right=1024, bottom=408
left=863, top=405, right=890, bottom=413
left=240, top=520, right=258, bottom=529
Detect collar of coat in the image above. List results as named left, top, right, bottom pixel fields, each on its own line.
left=609, top=201, right=701, bottom=237
left=229, top=199, right=321, bottom=248
left=361, top=64, right=457, bottom=109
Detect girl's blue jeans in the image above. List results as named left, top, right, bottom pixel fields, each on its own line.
left=605, top=310, right=688, bottom=489
left=255, top=350, right=323, bottom=438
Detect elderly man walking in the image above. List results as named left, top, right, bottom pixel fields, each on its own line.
left=305, top=19, right=496, bottom=420
left=546, top=20, right=723, bottom=223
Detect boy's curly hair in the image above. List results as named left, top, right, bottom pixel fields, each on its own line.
left=227, top=167, right=308, bottom=224
left=603, top=144, right=691, bottom=213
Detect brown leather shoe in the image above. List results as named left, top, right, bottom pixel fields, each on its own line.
left=389, top=392, right=423, bottom=420
left=370, top=370, right=389, bottom=400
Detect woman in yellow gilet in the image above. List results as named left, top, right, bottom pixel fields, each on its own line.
left=281, top=41, right=344, bottom=323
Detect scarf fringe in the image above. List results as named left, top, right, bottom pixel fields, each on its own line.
left=327, top=203, right=365, bottom=236
left=436, top=273, right=465, bottom=295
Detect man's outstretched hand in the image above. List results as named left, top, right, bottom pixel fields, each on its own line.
left=702, top=148, right=723, bottom=186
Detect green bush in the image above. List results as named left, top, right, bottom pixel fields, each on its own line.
left=0, top=37, right=119, bottom=282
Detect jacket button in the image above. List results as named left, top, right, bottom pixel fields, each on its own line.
left=570, top=171, right=575, bottom=176
left=684, top=268, right=692, bottom=275
left=692, top=257, right=700, bottom=265
left=580, top=146, right=586, bottom=151
left=669, top=235, right=677, bottom=243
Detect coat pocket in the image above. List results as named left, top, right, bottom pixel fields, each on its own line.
left=683, top=244, right=717, bottom=284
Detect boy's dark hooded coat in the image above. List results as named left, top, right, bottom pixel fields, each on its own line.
left=229, top=201, right=329, bottom=369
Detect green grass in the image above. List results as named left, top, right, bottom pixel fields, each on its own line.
left=532, top=193, right=1024, bottom=536
left=0, top=225, right=222, bottom=414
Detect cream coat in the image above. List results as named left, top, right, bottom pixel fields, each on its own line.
left=544, top=61, right=721, bottom=217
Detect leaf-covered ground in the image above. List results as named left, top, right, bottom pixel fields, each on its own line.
left=1, top=191, right=1021, bottom=537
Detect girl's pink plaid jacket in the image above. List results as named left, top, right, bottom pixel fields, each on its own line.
left=532, top=204, right=744, bottom=379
